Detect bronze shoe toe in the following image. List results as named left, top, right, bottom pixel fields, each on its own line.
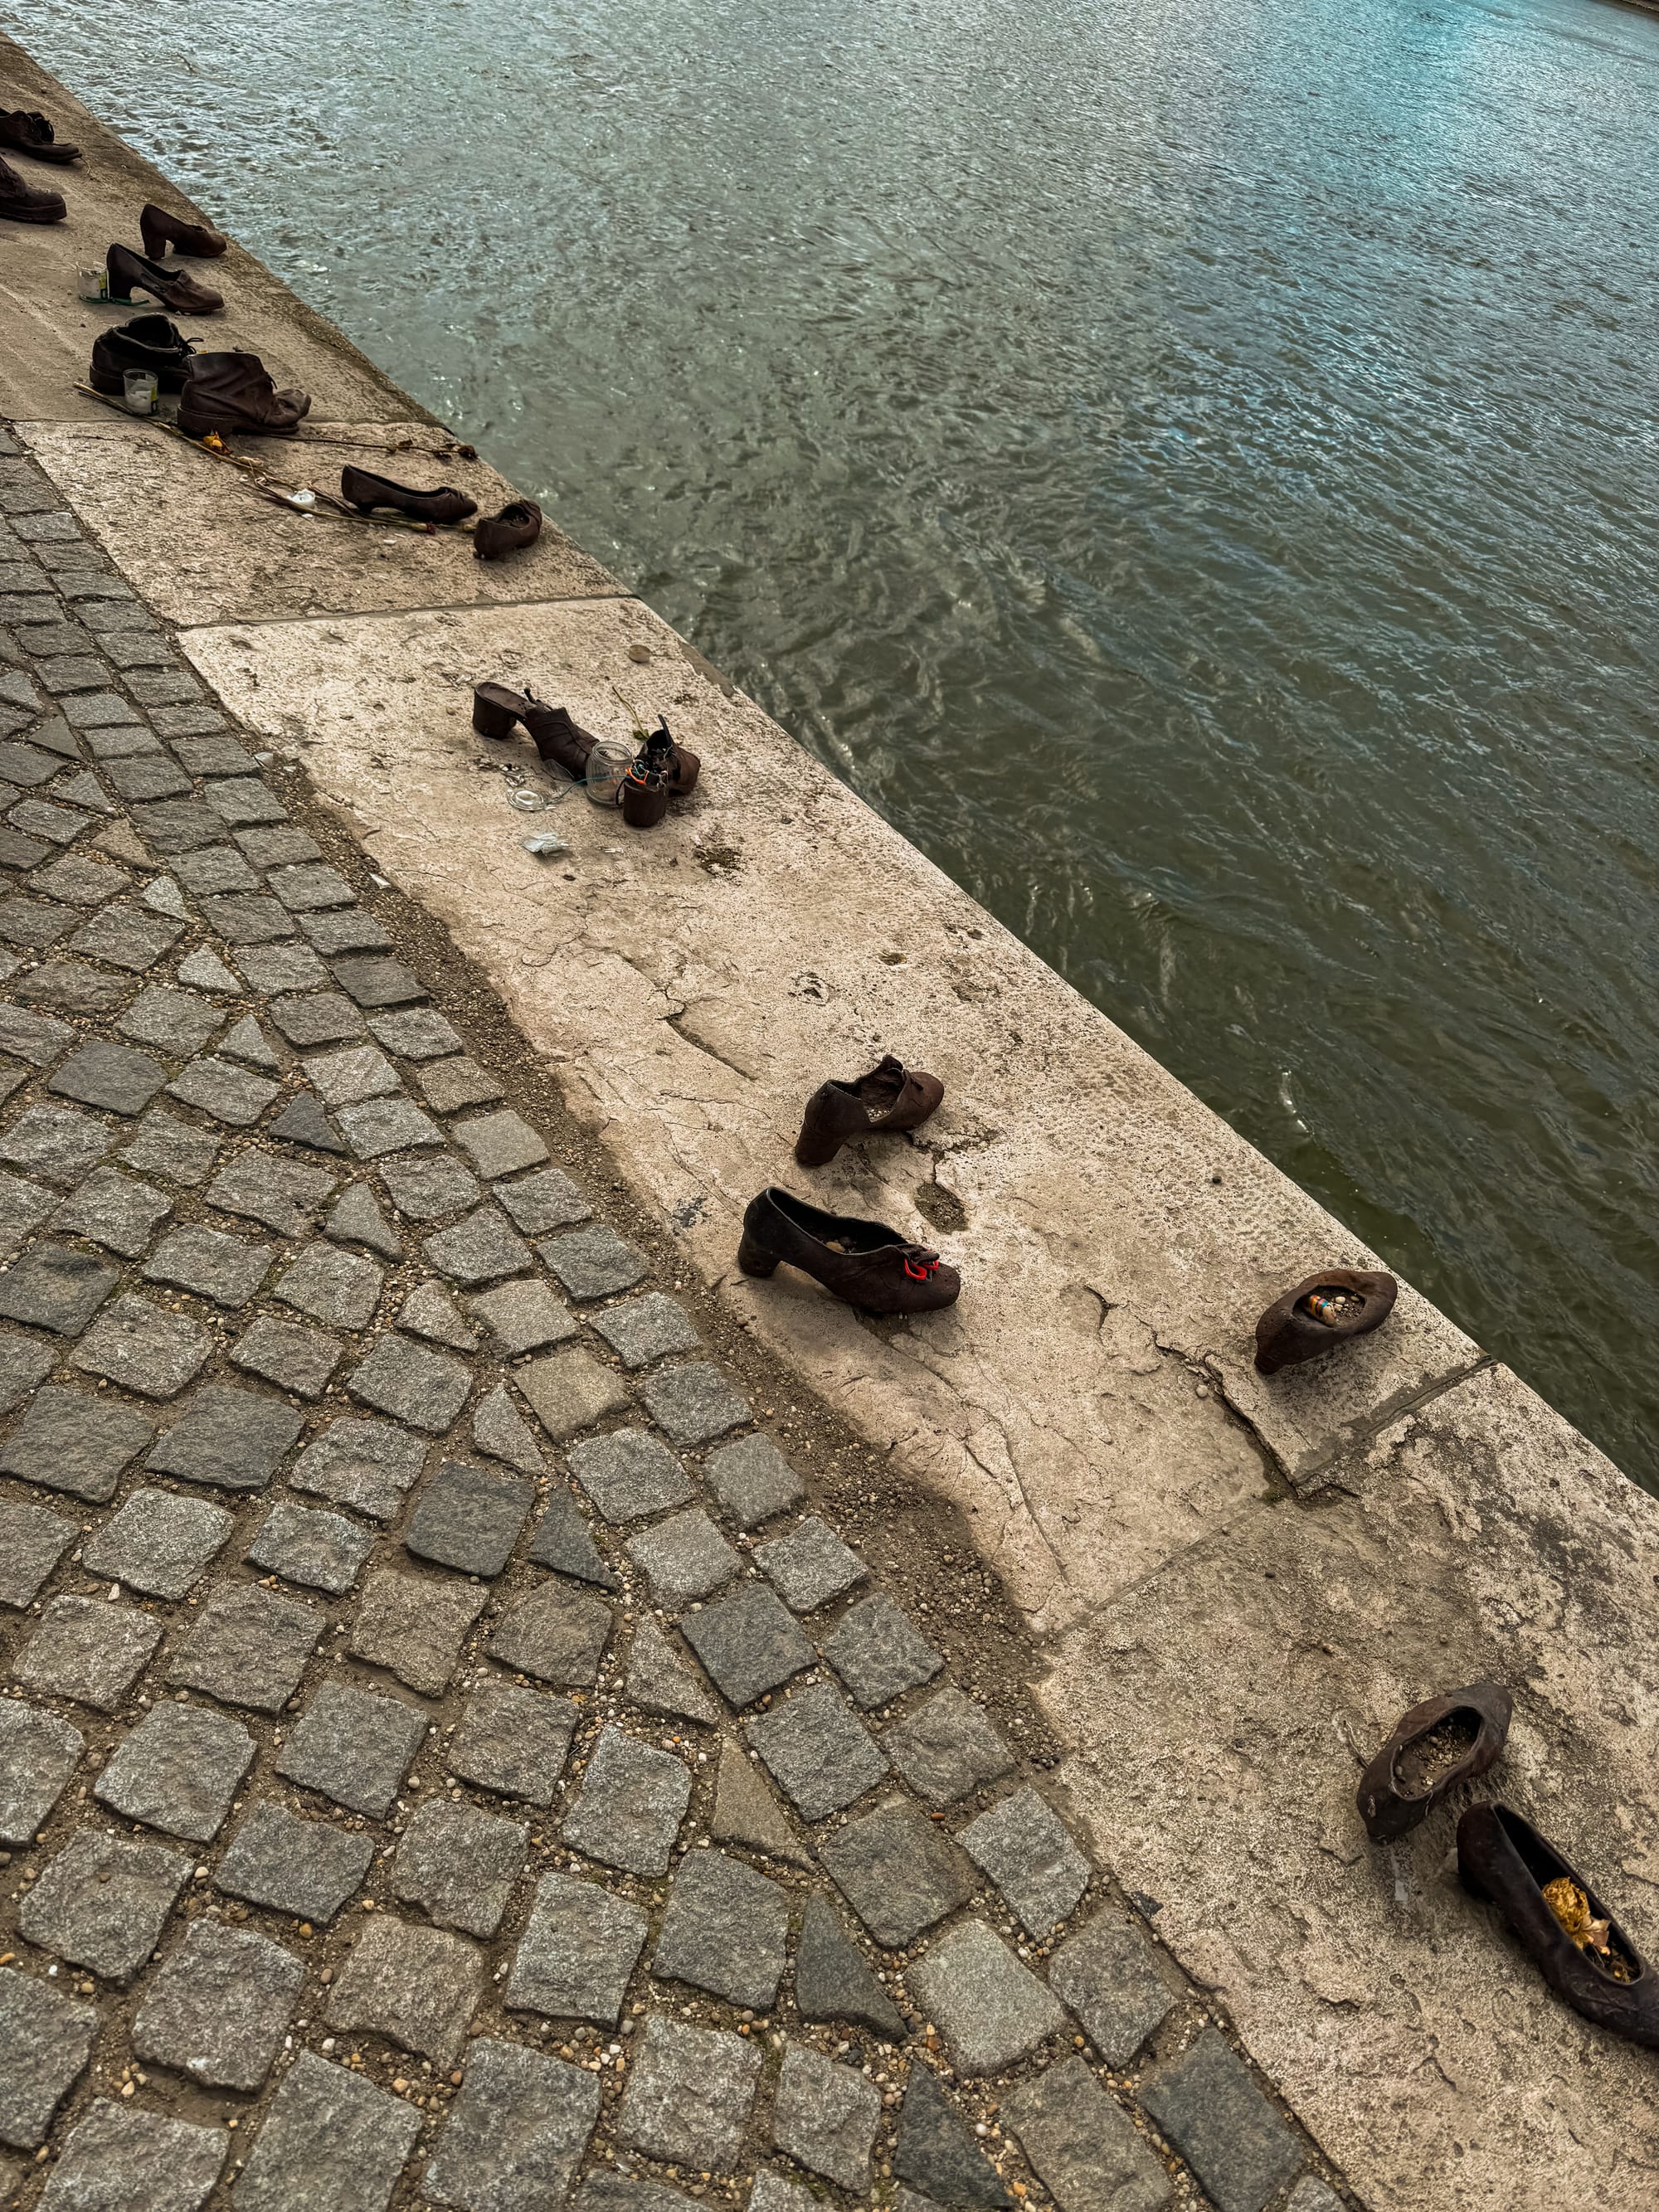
left=0, top=110, right=80, bottom=164
left=0, top=153, right=66, bottom=222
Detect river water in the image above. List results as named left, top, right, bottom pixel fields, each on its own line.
left=14, top=0, right=1659, bottom=1481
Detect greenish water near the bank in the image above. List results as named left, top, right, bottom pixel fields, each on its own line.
left=14, top=0, right=1659, bottom=1481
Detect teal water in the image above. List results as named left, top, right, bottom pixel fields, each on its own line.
left=13, top=0, right=1659, bottom=1480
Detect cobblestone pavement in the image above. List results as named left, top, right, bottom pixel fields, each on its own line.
left=0, top=426, right=1352, bottom=2212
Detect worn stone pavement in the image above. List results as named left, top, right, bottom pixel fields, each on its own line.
left=0, top=439, right=1352, bottom=2212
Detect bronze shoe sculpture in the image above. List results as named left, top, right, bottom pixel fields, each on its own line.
left=472, top=685, right=596, bottom=781
left=107, top=242, right=222, bottom=315
left=738, top=1187, right=961, bottom=1315
left=620, top=757, right=669, bottom=829
left=1356, top=1683, right=1511, bottom=1844
left=795, top=1053, right=945, bottom=1168
left=139, top=201, right=227, bottom=259
left=1458, top=1804, right=1659, bottom=2048
left=0, top=109, right=80, bottom=164
left=178, top=352, right=311, bottom=439
left=90, top=315, right=197, bottom=396
left=341, top=466, right=477, bottom=526
left=0, top=154, right=66, bottom=223
left=1253, top=1266, right=1397, bottom=1374
left=635, top=718, right=699, bottom=799
left=474, top=499, right=542, bottom=560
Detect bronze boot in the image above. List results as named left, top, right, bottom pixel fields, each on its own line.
left=89, top=315, right=197, bottom=396
left=139, top=201, right=227, bottom=258
left=178, top=352, right=312, bottom=438
left=1356, top=1683, right=1512, bottom=1844
left=470, top=686, right=597, bottom=781
left=795, top=1054, right=945, bottom=1168
left=737, top=1187, right=961, bottom=1315
left=1253, top=1267, right=1397, bottom=1374
left=0, top=153, right=66, bottom=223
left=0, top=110, right=80, bottom=164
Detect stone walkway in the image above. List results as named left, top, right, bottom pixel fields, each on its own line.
left=0, top=426, right=1350, bottom=2212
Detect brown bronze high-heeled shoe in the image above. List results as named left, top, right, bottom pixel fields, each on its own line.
left=471, top=685, right=597, bottom=782
left=795, top=1055, right=945, bottom=1169
left=341, top=466, right=477, bottom=526
left=107, top=241, right=222, bottom=315
left=139, top=202, right=227, bottom=258
left=1458, top=1804, right=1659, bottom=2049
left=737, top=1188, right=960, bottom=1315
left=1253, top=1267, right=1396, bottom=1374
left=1356, top=1683, right=1511, bottom=1844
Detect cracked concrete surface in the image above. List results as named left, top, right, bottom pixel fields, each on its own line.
left=7, top=32, right=1659, bottom=2210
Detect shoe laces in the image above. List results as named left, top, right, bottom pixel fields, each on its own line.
left=902, top=1247, right=941, bottom=1281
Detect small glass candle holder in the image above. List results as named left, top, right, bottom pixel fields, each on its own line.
left=122, top=370, right=158, bottom=417
left=76, top=267, right=107, bottom=302
left=584, top=736, right=634, bottom=807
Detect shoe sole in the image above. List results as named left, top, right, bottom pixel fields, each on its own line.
left=0, top=205, right=66, bottom=223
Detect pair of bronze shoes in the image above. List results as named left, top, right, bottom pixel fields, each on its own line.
left=470, top=684, right=701, bottom=814
left=740, top=1057, right=958, bottom=1316
left=1359, top=1685, right=1659, bottom=2047
left=0, top=109, right=78, bottom=219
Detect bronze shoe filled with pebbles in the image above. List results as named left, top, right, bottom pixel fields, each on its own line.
left=1356, top=1681, right=1512, bottom=1844
left=1253, top=1265, right=1396, bottom=1374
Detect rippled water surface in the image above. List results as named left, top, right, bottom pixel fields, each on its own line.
left=12, top=0, right=1659, bottom=1479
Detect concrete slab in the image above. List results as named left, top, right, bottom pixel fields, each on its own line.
left=0, top=35, right=416, bottom=427
left=20, top=419, right=623, bottom=625
left=1048, top=1363, right=1659, bottom=2212
left=186, top=595, right=1481, bottom=1635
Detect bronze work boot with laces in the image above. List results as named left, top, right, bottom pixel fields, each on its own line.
left=737, top=1187, right=961, bottom=1315
left=0, top=153, right=66, bottom=222
left=0, top=110, right=80, bottom=163
left=178, top=352, right=312, bottom=439
left=795, top=1054, right=944, bottom=1168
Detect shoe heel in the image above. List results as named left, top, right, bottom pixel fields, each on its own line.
left=737, top=1231, right=778, bottom=1278
left=472, top=694, right=520, bottom=740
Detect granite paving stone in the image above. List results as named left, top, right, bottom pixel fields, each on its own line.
left=114, top=984, right=221, bottom=1057
left=381, top=1149, right=480, bottom=1220
left=506, top=1868, right=648, bottom=2025
left=169, top=847, right=257, bottom=894
left=94, top=1703, right=255, bottom=1841
left=197, top=893, right=295, bottom=946
left=485, top=1168, right=589, bottom=1242
left=219, top=1013, right=280, bottom=1066
left=331, top=954, right=426, bottom=1006
left=448, top=1678, right=579, bottom=1806
left=325, top=1180, right=402, bottom=1257
left=300, top=906, right=392, bottom=955
left=625, top=1508, right=742, bottom=1605
left=426, top=2037, right=601, bottom=2212
left=337, top=1095, right=444, bottom=1159
left=577, top=2176, right=703, bottom=2212
left=34, top=853, right=127, bottom=905
left=236, top=824, right=323, bottom=867
left=234, top=2048, right=419, bottom=2212
left=129, top=797, right=217, bottom=853
left=1286, top=2178, right=1346, bottom=2212
left=347, top=1330, right=472, bottom=1430
left=700, top=1433, right=807, bottom=1530
left=289, top=1416, right=426, bottom=1519
left=173, top=945, right=240, bottom=990
left=406, top=1457, right=535, bottom=1576
left=757, top=1515, right=867, bottom=1613
left=1139, top=2031, right=1301, bottom=2212
left=567, top=1428, right=691, bottom=1522
left=516, top=1345, right=631, bottom=1441
left=14, top=1595, right=163, bottom=1710
left=747, top=1682, right=888, bottom=1821
left=893, top=2067, right=1012, bottom=2208
left=885, top=1686, right=1016, bottom=1808
left=268, top=862, right=355, bottom=910
left=275, top=1240, right=383, bottom=1330
left=710, top=1735, right=810, bottom=1868
left=144, top=1220, right=274, bottom=1305
left=269, top=989, right=365, bottom=1046
left=0, top=893, right=77, bottom=950
left=563, top=1724, right=691, bottom=1874
left=73, top=1292, right=212, bottom=1398
left=961, top=1787, right=1091, bottom=1938
left=391, top=1797, right=530, bottom=1937
left=0, top=1494, right=75, bottom=1607
left=794, top=1892, right=907, bottom=2038
left=119, top=1109, right=219, bottom=1187
left=451, top=1108, right=548, bottom=1179
left=414, top=1053, right=504, bottom=1113
left=38, top=2102, right=226, bottom=2212
left=541, top=1223, right=649, bottom=1300
left=207, top=1149, right=336, bottom=1236
left=303, top=1043, right=399, bottom=1106
left=70, top=902, right=183, bottom=973
left=681, top=1583, right=815, bottom=1709
left=82, top=1486, right=233, bottom=1597
left=618, top=2015, right=761, bottom=2171
left=105, top=752, right=189, bottom=801
left=465, top=1275, right=578, bottom=1355
left=910, top=1920, right=1069, bottom=2074
left=369, top=1006, right=461, bottom=1058
left=0, top=1967, right=95, bottom=2149
left=0, top=1700, right=83, bottom=1844
left=164, top=1053, right=279, bottom=1125
left=14, top=959, right=130, bottom=1014
left=167, top=1581, right=324, bottom=1710
left=593, top=1292, right=699, bottom=1369
left=638, top=1360, right=752, bottom=1448
left=12, top=798, right=91, bottom=845
left=772, top=2043, right=882, bottom=2192
left=472, top=1379, right=545, bottom=1471
left=398, top=1277, right=479, bottom=1349
left=626, top=1614, right=720, bottom=1726
left=175, top=735, right=254, bottom=776
left=207, top=776, right=286, bottom=826
left=350, top=1568, right=485, bottom=1695
left=0, top=1241, right=119, bottom=1334
left=50, top=1164, right=173, bottom=1257
left=0, top=1165, right=51, bottom=1255
left=46, top=1036, right=166, bottom=1117
left=275, top=1679, right=428, bottom=1816
left=820, top=1796, right=977, bottom=1947
left=490, top=1576, right=613, bottom=1685
left=246, top=1497, right=376, bottom=1593
left=267, top=1091, right=346, bottom=1152
left=215, top=1800, right=375, bottom=1923
left=231, top=1313, right=344, bottom=1398
left=326, top=1913, right=484, bottom=2067
left=18, top=1828, right=191, bottom=1981
left=424, top=1203, right=534, bottom=1285
left=750, top=2174, right=820, bottom=2212
left=0, top=1103, right=114, bottom=1184
left=821, top=1592, right=943, bottom=1710
left=133, top=1918, right=304, bottom=2093
left=0, top=1383, right=154, bottom=1502
left=1001, top=2057, right=1170, bottom=2212
left=654, top=1847, right=790, bottom=2010
left=527, top=1488, right=620, bottom=1588
left=147, top=1382, right=304, bottom=1490
left=0, top=1004, right=73, bottom=1065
